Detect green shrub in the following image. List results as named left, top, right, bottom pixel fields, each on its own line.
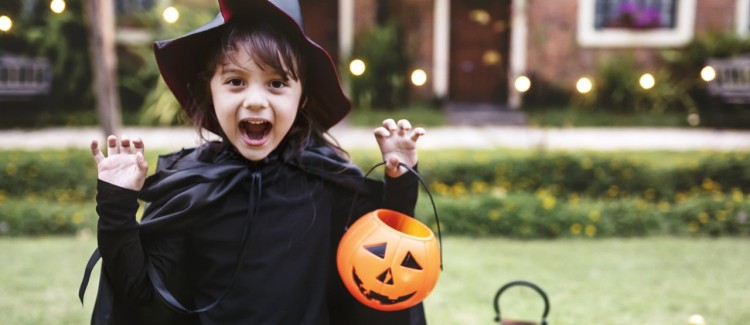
left=417, top=192, right=750, bottom=239
left=2, top=149, right=749, bottom=238
left=0, top=199, right=96, bottom=236
left=661, top=31, right=750, bottom=91
left=416, top=151, right=750, bottom=202
left=0, top=150, right=97, bottom=200
left=348, top=20, right=411, bottom=110
left=660, top=32, right=750, bottom=123
left=591, top=55, right=697, bottom=114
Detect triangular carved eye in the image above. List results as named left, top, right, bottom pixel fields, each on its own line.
left=364, top=243, right=387, bottom=259
left=401, top=252, right=422, bottom=270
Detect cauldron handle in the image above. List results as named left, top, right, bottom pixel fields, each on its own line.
left=493, top=280, right=550, bottom=325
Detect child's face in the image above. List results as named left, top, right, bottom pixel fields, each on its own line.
left=210, top=48, right=303, bottom=161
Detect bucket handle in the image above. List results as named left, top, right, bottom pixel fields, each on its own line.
left=493, top=280, right=550, bottom=325
left=345, top=161, right=443, bottom=270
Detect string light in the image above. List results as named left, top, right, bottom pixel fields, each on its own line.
left=639, top=73, right=655, bottom=90
left=576, top=77, right=593, bottom=94
left=163, top=7, right=179, bottom=24
left=349, top=59, right=366, bottom=76
left=700, top=66, right=716, bottom=82
left=411, top=69, right=427, bottom=86
left=514, top=76, right=531, bottom=93
left=50, top=0, right=66, bottom=14
left=0, top=15, right=12, bottom=32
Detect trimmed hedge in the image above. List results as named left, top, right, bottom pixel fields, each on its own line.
left=1, top=149, right=749, bottom=237
left=417, top=151, right=750, bottom=201
left=0, top=150, right=131, bottom=236
left=0, top=199, right=96, bottom=236
left=0, top=150, right=97, bottom=200
left=415, top=192, right=750, bottom=239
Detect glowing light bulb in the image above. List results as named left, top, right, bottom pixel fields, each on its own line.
left=514, top=76, right=531, bottom=93
left=639, top=73, right=655, bottom=90
left=0, top=16, right=12, bottom=32
left=163, top=7, right=179, bottom=24
left=350, top=59, right=366, bottom=76
left=411, top=69, right=427, bottom=86
left=50, top=0, right=66, bottom=14
left=576, top=77, right=593, bottom=94
left=700, top=66, right=716, bottom=82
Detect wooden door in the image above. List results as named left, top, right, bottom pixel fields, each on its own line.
left=449, top=0, right=511, bottom=103
left=300, top=0, right=340, bottom=64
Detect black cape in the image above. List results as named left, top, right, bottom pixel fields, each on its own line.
left=79, top=142, right=426, bottom=324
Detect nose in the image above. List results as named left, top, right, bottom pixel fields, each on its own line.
left=376, top=268, right=394, bottom=285
left=242, top=85, right=268, bottom=110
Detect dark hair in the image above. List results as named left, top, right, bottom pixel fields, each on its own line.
left=187, top=18, right=348, bottom=162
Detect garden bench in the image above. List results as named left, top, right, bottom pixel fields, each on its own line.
left=0, top=54, right=52, bottom=102
left=707, top=55, right=750, bottom=104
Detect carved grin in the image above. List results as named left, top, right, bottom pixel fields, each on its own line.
left=352, top=268, right=416, bottom=305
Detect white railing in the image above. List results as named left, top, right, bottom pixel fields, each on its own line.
left=707, top=55, right=750, bottom=104
left=0, top=55, right=52, bottom=101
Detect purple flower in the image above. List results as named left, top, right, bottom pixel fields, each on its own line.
left=612, top=1, right=662, bottom=29
left=617, top=2, right=638, bottom=15
left=635, top=7, right=661, bottom=27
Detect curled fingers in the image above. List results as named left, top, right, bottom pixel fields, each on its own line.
left=90, top=140, right=105, bottom=164
left=106, top=135, right=119, bottom=155
left=410, top=127, right=426, bottom=142
left=396, top=119, right=411, bottom=136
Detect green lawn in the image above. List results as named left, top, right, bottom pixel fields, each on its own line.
left=1, top=236, right=748, bottom=324
left=429, top=237, right=750, bottom=325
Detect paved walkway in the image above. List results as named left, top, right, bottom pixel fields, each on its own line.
left=1, top=125, right=749, bottom=151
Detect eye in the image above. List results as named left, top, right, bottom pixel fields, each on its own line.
left=226, top=78, right=244, bottom=87
left=400, top=252, right=422, bottom=270
left=364, top=243, right=387, bottom=259
left=269, top=80, right=286, bottom=89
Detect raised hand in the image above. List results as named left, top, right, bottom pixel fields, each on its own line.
left=90, top=135, right=149, bottom=191
left=374, top=119, right=426, bottom=178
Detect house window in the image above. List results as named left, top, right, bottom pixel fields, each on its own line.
left=594, top=0, right=676, bottom=30
left=577, top=0, right=696, bottom=47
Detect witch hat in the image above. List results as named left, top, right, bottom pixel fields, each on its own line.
left=153, top=0, right=350, bottom=133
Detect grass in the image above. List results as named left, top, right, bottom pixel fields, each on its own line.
left=428, top=237, right=750, bottom=325
left=1, top=236, right=748, bottom=324
left=0, top=234, right=98, bottom=325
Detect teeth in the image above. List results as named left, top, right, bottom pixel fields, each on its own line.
left=247, top=121, right=265, bottom=125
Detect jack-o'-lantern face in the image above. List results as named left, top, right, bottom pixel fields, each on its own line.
left=352, top=242, right=424, bottom=305
left=337, top=209, right=441, bottom=311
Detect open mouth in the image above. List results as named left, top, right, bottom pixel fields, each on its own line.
left=240, top=120, right=271, bottom=144
left=352, top=268, right=416, bottom=305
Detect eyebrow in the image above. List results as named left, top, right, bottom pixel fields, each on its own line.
left=218, top=65, right=245, bottom=75
left=219, top=63, right=291, bottom=80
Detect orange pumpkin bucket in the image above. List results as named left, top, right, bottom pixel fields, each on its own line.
left=337, top=162, right=442, bottom=311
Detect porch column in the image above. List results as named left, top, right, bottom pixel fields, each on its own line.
left=508, top=0, right=528, bottom=110
left=738, top=0, right=749, bottom=37
left=338, top=0, right=354, bottom=95
left=433, top=0, right=450, bottom=99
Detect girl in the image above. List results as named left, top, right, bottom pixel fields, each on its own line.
left=81, top=0, right=427, bottom=324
